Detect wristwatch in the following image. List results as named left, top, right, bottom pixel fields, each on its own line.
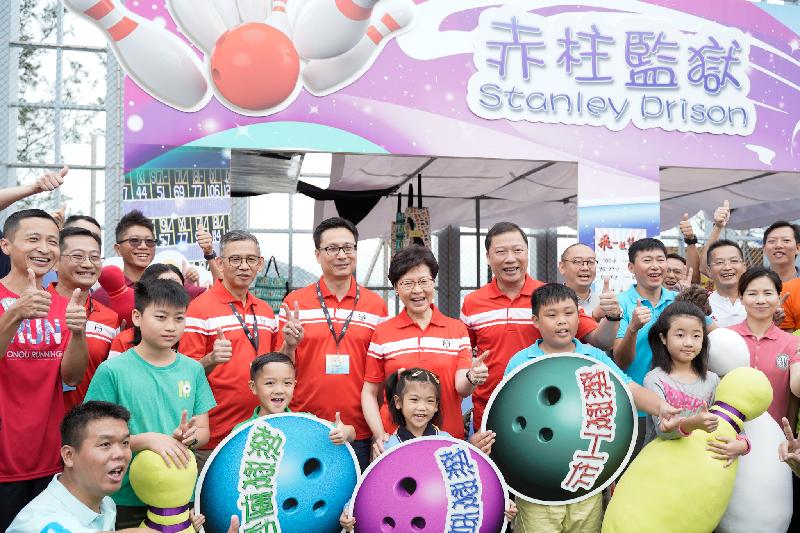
left=605, top=314, right=623, bottom=322
left=683, top=236, right=698, bottom=245
left=203, top=250, right=217, bottom=261
left=466, top=371, right=477, bottom=386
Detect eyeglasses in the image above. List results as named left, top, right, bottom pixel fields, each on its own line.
left=319, top=244, right=357, bottom=256
left=63, top=253, right=102, bottom=264
left=566, top=258, right=596, bottom=267
left=117, top=237, right=157, bottom=248
left=710, top=258, right=744, bottom=267
left=397, top=277, right=435, bottom=290
left=222, top=255, right=261, bottom=267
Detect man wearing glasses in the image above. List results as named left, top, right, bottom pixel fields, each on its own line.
left=46, top=227, right=120, bottom=411
left=179, top=230, right=289, bottom=469
left=92, top=210, right=157, bottom=308
left=277, top=217, right=388, bottom=471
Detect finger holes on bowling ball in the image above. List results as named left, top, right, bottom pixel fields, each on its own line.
left=303, top=458, right=322, bottom=479
left=395, top=477, right=417, bottom=497
left=312, top=499, right=326, bottom=516
left=411, top=517, right=426, bottom=530
left=539, top=386, right=561, bottom=406
left=512, top=416, right=527, bottom=432
left=382, top=517, right=396, bottom=530
left=539, top=427, right=554, bottom=442
left=282, top=498, right=298, bottom=512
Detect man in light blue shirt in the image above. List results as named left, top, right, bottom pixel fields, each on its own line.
left=8, top=402, right=129, bottom=533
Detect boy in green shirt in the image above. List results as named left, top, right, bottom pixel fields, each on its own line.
left=239, top=352, right=355, bottom=445
left=85, top=279, right=216, bottom=529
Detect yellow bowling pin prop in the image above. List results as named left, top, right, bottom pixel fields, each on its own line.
left=129, top=450, right=198, bottom=533
left=602, top=367, right=773, bottom=533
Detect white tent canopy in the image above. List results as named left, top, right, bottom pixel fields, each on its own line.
left=305, top=153, right=800, bottom=238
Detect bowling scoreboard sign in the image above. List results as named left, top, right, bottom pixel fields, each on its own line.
left=121, top=147, right=231, bottom=264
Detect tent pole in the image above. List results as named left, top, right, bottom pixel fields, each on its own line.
left=475, top=198, right=481, bottom=288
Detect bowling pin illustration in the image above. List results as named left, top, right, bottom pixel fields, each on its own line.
left=267, top=0, right=293, bottom=37
left=166, top=0, right=228, bottom=54
left=706, top=328, right=793, bottom=533
left=210, top=0, right=242, bottom=29
left=302, top=0, right=414, bottom=96
left=293, top=0, right=382, bottom=59
left=63, top=0, right=208, bottom=111
left=602, top=366, right=774, bottom=533
left=236, top=0, right=270, bottom=23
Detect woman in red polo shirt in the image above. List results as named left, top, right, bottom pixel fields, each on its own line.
left=361, top=245, right=489, bottom=453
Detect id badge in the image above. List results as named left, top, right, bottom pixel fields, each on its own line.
left=326, top=353, right=350, bottom=375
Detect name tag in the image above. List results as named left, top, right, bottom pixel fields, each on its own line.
left=326, top=353, right=350, bottom=375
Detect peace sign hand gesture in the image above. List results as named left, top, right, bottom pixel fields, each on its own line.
left=281, top=301, right=304, bottom=348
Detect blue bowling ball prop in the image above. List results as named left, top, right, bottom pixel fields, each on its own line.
left=195, top=413, right=358, bottom=532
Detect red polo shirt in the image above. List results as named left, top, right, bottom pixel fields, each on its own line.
left=47, top=284, right=120, bottom=412
left=179, top=280, right=278, bottom=449
left=277, top=277, right=388, bottom=440
left=460, top=274, right=599, bottom=429
left=0, top=282, right=71, bottom=482
left=365, top=305, right=471, bottom=438
left=109, top=327, right=135, bottom=359
left=727, top=321, right=800, bottom=424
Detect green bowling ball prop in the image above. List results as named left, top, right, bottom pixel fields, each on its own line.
left=484, top=354, right=635, bottom=504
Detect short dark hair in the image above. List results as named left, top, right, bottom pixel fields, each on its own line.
left=61, top=401, right=130, bottom=450
left=763, top=221, right=800, bottom=245
left=313, top=217, right=358, bottom=249
left=115, top=210, right=154, bottom=243
left=531, top=283, right=579, bottom=316
left=648, top=301, right=709, bottom=378
left=64, top=214, right=101, bottom=233
left=134, top=278, right=190, bottom=314
left=388, top=245, right=439, bottom=286
left=706, top=239, right=743, bottom=264
left=485, top=222, right=527, bottom=251
left=250, top=352, right=295, bottom=380
left=738, top=266, right=781, bottom=296
left=628, top=237, right=667, bottom=263
left=2, top=209, right=58, bottom=239
left=140, top=262, right=185, bottom=285
left=220, top=230, right=260, bottom=255
left=666, top=253, right=686, bottom=266
left=59, top=226, right=101, bottom=252
left=386, top=367, right=442, bottom=428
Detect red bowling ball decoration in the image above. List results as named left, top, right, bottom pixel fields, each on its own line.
left=209, top=23, right=299, bottom=111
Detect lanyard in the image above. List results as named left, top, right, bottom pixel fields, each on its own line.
left=229, top=303, right=259, bottom=352
left=316, top=281, right=360, bottom=354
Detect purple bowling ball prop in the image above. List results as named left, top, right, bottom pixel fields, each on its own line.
left=352, top=436, right=507, bottom=532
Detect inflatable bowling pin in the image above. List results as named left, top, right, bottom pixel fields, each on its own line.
left=602, top=366, right=774, bottom=533
left=293, top=0, right=382, bottom=59
left=302, top=0, right=414, bottom=96
left=707, top=328, right=793, bottom=533
left=63, top=0, right=208, bottom=111
left=129, top=450, right=198, bottom=533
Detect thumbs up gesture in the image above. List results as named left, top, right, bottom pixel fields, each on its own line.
left=597, top=277, right=621, bottom=319
left=195, top=224, right=214, bottom=256
left=713, top=200, right=731, bottom=229
left=468, top=350, right=490, bottom=386
left=774, top=293, right=789, bottom=326
left=210, top=328, right=233, bottom=365
left=629, top=299, right=652, bottom=332
left=328, top=411, right=355, bottom=445
left=33, top=165, right=68, bottom=193
left=65, top=288, right=87, bottom=334
left=679, top=213, right=695, bottom=241
left=281, top=301, right=304, bottom=348
left=12, top=268, right=52, bottom=321
left=694, top=402, right=719, bottom=433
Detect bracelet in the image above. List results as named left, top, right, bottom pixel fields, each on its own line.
left=187, top=438, right=199, bottom=450
left=736, top=434, right=751, bottom=456
left=466, top=371, right=476, bottom=386
left=683, top=236, right=698, bottom=245
left=677, top=420, right=690, bottom=437
left=605, top=314, right=622, bottom=322
left=203, top=250, right=217, bottom=260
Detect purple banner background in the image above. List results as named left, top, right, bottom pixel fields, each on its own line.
left=123, top=1, right=800, bottom=172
